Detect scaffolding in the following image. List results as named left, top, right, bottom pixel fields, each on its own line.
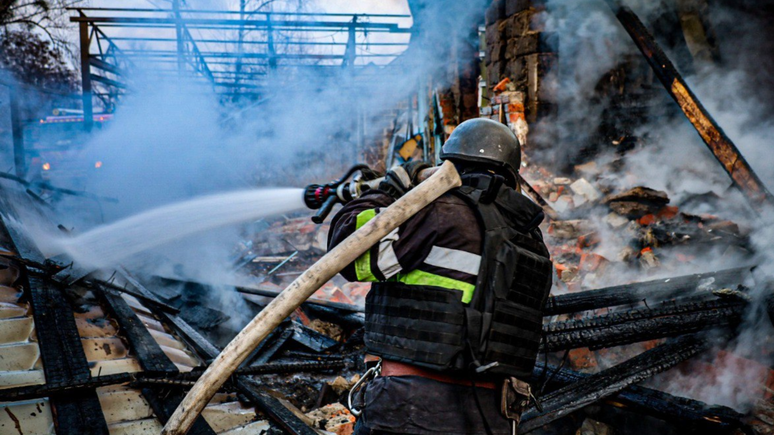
left=69, top=6, right=412, bottom=130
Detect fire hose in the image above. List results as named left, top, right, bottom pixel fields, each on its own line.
left=161, top=160, right=460, bottom=435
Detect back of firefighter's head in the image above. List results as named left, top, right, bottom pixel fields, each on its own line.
left=440, top=117, right=521, bottom=188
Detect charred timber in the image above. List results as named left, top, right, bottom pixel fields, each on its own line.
left=544, top=266, right=751, bottom=315
left=533, top=363, right=746, bottom=432
left=239, top=360, right=347, bottom=375
left=0, top=373, right=132, bottom=402
left=97, top=286, right=179, bottom=373
left=543, top=298, right=744, bottom=351
left=302, top=304, right=365, bottom=329
left=27, top=276, right=111, bottom=435
left=282, top=350, right=346, bottom=361
left=521, top=335, right=709, bottom=432
left=605, top=1, right=774, bottom=209
left=236, top=378, right=319, bottom=435
left=95, top=285, right=219, bottom=432
left=160, top=311, right=320, bottom=435
left=244, top=325, right=295, bottom=366
left=159, top=311, right=222, bottom=364
left=130, top=359, right=347, bottom=388
left=92, top=278, right=180, bottom=314
left=142, top=388, right=218, bottom=435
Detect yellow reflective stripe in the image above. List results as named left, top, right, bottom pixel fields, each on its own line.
left=397, top=270, right=475, bottom=304
left=354, top=209, right=378, bottom=282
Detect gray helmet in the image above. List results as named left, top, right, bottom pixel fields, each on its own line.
left=440, top=118, right=521, bottom=179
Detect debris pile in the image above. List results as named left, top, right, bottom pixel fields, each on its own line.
left=519, top=160, right=752, bottom=294
left=237, top=217, right=370, bottom=308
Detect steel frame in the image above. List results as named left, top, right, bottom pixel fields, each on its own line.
left=69, top=6, right=412, bottom=130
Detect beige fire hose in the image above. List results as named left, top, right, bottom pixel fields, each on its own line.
left=161, top=160, right=461, bottom=435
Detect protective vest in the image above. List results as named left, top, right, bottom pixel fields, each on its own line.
left=364, top=174, right=553, bottom=378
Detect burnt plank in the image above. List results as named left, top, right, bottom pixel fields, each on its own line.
left=29, top=277, right=91, bottom=383
left=159, top=312, right=221, bottom=364
left=50, top=390, right=111, bottom=435
left=243, top=324, right=293, bottom=367
left=544, top=266, right=751, bottom=315
left=605, top=0, right=773, bottom=209
left=157, top=311, right=320, bottom=435
left=98, top=286, right=178, bottom=373
left=97, top=285, right=219, bottom=434
left=116, top=266, right=180, bottom=313
left=0, top=374, right=132, bottom=402
left=533, top=363, right=746, bottom=432
left=521, top=335, right=710, bottom=432
left=93, top=278, right=179, bottom=314
left=28, top=276, right=110, bottom=435
left=543, top=299, right=744, bottom=351
left=239, top=360, right=346, bottom=375
left=142, top=388, right=217, bottom=435
left=237, top=378, right=319, bottom=435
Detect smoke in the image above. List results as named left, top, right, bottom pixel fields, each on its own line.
left=1, top=0, right=492, bottom=332
left=528, top=0, right=774, bottom=412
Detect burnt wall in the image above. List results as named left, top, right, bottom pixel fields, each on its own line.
left=484, top=0, right=556, bottom=125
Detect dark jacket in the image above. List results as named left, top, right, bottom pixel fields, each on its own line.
left=328, top=179, right=549, bottom=435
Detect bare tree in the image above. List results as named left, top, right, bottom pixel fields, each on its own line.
left=1, top=0, right=84, bottom=42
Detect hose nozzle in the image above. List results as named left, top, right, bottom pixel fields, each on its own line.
left=303, top=164, right=381, bottom=224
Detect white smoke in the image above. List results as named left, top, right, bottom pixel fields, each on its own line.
left=534, top=0, right=774, bottom=412
left=2, top=0, right=491, bottom=332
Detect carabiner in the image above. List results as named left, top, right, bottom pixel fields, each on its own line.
left=347, top=359, right=382, bottom=417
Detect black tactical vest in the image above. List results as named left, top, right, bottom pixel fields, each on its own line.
left=364, top=174, right=553, bottom=378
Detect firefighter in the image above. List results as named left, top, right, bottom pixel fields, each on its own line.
left=328, top=118, right=553, bottom=435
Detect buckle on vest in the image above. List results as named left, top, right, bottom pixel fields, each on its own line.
left=501, top=377, right=542, bottom=425
left=347, top=358, right=382, bottom=417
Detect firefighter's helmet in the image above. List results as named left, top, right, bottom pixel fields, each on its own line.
left=440, top=118, right=521, bottom=180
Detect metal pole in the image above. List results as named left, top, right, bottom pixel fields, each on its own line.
left=173, top=0, right=185, bottom=73
left=342, top=16, right=357, bottom=67
left=267, top=13, right=276, bottom=70
left=235, top=0, right=246, bottom=87
left=79, top=21, right=94, bottom=132
left=9, top=87, right=25, bottom=178
left=417, top=75, right=429, bottom=162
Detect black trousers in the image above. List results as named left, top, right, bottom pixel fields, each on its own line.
left=354, top=419, right=404, bottom=435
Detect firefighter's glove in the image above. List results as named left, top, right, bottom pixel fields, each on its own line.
left=379, top=161, right=431, bottom=199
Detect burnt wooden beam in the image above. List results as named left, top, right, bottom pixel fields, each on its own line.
left=91, top=278, right=179, bottom=314
left=157, top=310, right=319, bottom=435
left=97, top=287, right=179, bottom=374
left=606, top=1, right=773, bottom=209
left=142, top=388, right=217, bottom=435
left=245, top=324, right=294, bottom=366
left=236, top=378, right=319, bottom=435
left=521, top=335, right=710, bottom=432
left=543, top=299, right=744, bottom=351
left=302, top=304, right=365, bottom=329
left=544, top=266, right=751, bottom=315
left=533, top=363, right=746, bottom=432
left=27, top=276, right=110, bottom=435
left=93, top=282, right=219, bottom=434
left=159, top=311, right=222, bottom=364
left=239, top=360, right=346, bottom=375
left=0, top=374, right=132, bottom=402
